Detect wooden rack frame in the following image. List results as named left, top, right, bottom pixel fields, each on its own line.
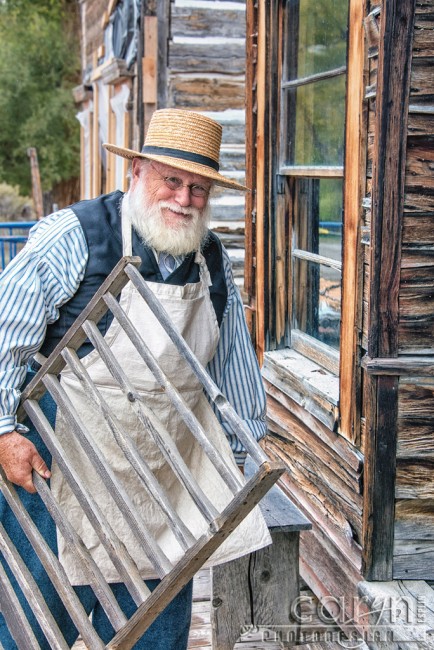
left=0, top=256, right=284, bottom=649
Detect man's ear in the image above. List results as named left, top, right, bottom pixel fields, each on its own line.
left=131, top=157, right=143, bottom=181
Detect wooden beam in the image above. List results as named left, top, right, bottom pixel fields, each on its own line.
left=243, top=0, right=258, bottom=327
left=91, top=80, right=101, bottom=198
left=362, top=0, right=416, bottom=581
left=255, top=0, right=267, bottom=364
left=156, top=0, right=169, bottom=111
left=363, top=355, right=434, bottom=376
left=339, top=0, right=366, bottom=443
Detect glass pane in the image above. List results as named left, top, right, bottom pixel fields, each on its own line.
left=283, top=75, right=346, bottom=166
left=293, top=260, right=341, bottom=349
left=318, top=178, right=342, bottom=261
left=292, top=178, right=342, bottom=350
left=284, top=0, right=349, bottom=80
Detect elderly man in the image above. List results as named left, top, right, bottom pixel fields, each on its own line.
left=0, top=109, right=268, bottom=649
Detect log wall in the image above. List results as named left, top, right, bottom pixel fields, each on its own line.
left=365, top=0, right=434, bottom=580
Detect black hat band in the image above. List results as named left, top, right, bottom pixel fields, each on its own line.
left=141, top=145, right=220, bottom=172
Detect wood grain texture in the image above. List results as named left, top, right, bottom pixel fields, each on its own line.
left=363, top=0, right=416, bottom=581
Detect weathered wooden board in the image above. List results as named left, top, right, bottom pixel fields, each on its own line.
left=393, top=540, right=434, bottom=579
left=168, top=74, right=245, bottom=109
left=397, top=418, right=434, bottom=458
left=396, top=459, right=434, bottom=499
left=408, top=113, right=434, bottom=136
left=399, top=285, right=434, bottom=319
left=262, top=350, right=339, bottom=431
left=264, top=433, right=362, bottom=571
left=405, top=139, right=434, bottom=189
left=398, top=321, right=434, bottom=353
left=402, top=215, right=434, bottom=244
left=169, top=42, right=245, bottom=74
left=412, top=18, right=434, bottom=57
left=404, top=191, right=434, bottom=212
left=395, top=499, right=434, bottom=539
left=264, top=379, right=363, bottom=472
left=358, top=580, right=434, bottom=649
left=171, top=6, right=246, bottom=39
left=298, top=525, right=364, bottom=641
left=398, top=378, right=434, bottom=416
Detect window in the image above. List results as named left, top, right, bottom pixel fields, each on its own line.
left=255, top=0, right=364, bottom=440
left=282, top=0, right=348, bottom=360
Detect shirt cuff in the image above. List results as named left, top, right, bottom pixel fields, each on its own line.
left=0, top=416, right=17, bottom=436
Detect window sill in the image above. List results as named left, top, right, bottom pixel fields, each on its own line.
left=262, top=348, right=339, bottom=431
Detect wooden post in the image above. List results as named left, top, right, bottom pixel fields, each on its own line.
left=244, top=0, right=258, bottom=330
left=338, top=0, right=366, bottom=444
left=255, top=0, right=267, bottom=365
left=143, top=15, right=158, bottom=136
left=362, top=0, right=416, bottom=580
left=27, top=148, right=44, bottom=219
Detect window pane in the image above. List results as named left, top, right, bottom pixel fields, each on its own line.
left=293, top=260, right=341, bottom=349
left=284, top=0, right=349, bottom=80
left=283, top=75, right=346, bottom=166
left=318, top=178, right=342, bottom=261
left=292, top=178, right=342, bottom=350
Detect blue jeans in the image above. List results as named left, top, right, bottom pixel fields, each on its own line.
left=0, top=372, right=192, bottom=649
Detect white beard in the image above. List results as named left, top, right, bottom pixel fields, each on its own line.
left=122, top=181, right=211, bottom=256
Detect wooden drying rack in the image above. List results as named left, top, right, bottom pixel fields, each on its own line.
left=0, top=256, right=284, bottom=649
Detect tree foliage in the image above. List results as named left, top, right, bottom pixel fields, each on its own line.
left=0, top=183, right=34, bottom=221
left=0, top=0, right=81, bottom=194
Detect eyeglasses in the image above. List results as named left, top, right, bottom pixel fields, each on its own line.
left=150, top=163, right=211, bottom=198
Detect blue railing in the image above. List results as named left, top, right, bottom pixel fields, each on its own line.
left=0, top=222, right=37, bottom=271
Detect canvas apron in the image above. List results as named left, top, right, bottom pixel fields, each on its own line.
left=51, top=251, right=271, bottom=585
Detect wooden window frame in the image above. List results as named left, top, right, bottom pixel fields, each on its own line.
left=253, top=0, right=365, bottom=443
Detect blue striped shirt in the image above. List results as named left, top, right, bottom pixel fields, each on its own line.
left=0, top=208, right=266, bottom=464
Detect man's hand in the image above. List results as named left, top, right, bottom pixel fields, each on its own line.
left=0, top=430, right=51, bottom=493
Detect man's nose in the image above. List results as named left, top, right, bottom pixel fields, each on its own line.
left=174, top=184, right=192, bottom=206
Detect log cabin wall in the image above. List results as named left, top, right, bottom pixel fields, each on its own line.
left=362, top=0, right=434, bottom=581
left=75, top=0, right=248, bottom=286
left=247, top=0, right=434, bottom=629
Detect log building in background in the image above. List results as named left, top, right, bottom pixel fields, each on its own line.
left=247, top=0, right=434, bottom=638
left=74, top=0, right=247, bottom=289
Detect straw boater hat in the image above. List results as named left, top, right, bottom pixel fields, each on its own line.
left=103, top=108, right=247, bottom=192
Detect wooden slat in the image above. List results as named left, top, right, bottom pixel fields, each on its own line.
left=168, top=75, right=245, bottom=111
left=18, top=256, right=141, bottom=413
left=81, top=315, right=221, bottom=524
left=124, top=264, right=269, bottom=466
left=94, top=299, right=243, bottom=496
left=108, top=461, right=285, bottom=649
left=169, top=41, right=245, bottom=75
left=243, top=0, right=258, bottom=315
left=171, top=6, right=246, bottom=39
left=33, top=473, right=127, bottom=632
left=0, top=561, right=41, bottom=649
left=363, top=355, right=434, bottom=375
left=62, top=346, right=197, bottom=552
left=43, top=372, right=174, bottom=578
left=22, top=400, right=151, bottom=606
left=0, top=471, right=106, bottom=650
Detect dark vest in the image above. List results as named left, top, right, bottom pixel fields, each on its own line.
left=40, top=190, right=228, bottom=359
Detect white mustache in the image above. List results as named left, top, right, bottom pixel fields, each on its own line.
left=158, top=202, right=199, bottom=218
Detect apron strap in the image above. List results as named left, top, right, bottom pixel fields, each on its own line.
left=194, top=250, right=213, bottom=288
